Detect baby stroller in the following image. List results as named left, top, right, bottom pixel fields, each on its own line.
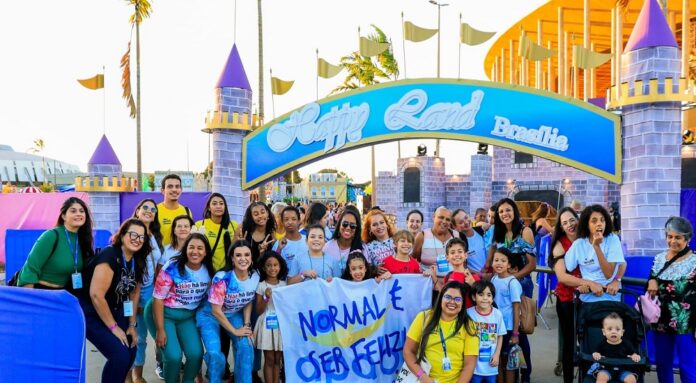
left=574, top=289, right=650, bottom=383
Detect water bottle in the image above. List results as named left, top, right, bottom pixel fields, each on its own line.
left=436, top=253, right=450, bottom=274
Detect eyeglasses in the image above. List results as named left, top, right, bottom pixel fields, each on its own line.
left=127, top=231, right=146, bottom=242
left=443, top=294, right=463, bottom=304
left=141, top=205, right=158, bottom=214
left=341, top=221, right=358, bottom=230
left=561, top=218, right=577, bottom=227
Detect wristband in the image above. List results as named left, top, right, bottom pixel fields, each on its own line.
left=613, top=277, right=622, bottom=283
left=512, top=331, right=519, bottom=336
left=264, top=295, right=270, bottom=302
left=108, top=323, right=118, bottom=332
left=415, top=369, right=425, bottom=378
left=129, top=322, right=137, bottom=328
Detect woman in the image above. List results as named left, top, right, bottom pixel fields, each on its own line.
left=403, top=281, right=479, bottom=383
left=160, top=215, right=195, bottom=269
left=362, top=209, right=396, bottom=269
left=646, top=217, right=696, bottom=383
left=564, top=204, right=626, bottom=303
left=531, top=202, right=554, bottom=237
left=80, top=218, right=151, bottom=383
left=197, top=240, right=259, bottom=383
left=299, top=202, right=333, bottom=239
left=551, top=207, right=601, bottom=383
left=196, top=193, right=239, bottom=271
left=406, top=209, right=424, bottom=238
left=241, top=201, right=277, bottom=269
left=271, top=202, right=288, bottom=240
left=18, top=196, right=95, bottom=291
left=130, top=199, right=164, bottom=383
left=413, top=207, right=457, bottom=276
left=324, top=208, right=364, bottom=272
left=147, top=233, right=215, bottom=383
left=487, top=198, right=536, bottom=383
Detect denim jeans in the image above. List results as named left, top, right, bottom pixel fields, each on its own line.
left=134, top=284, right=154, bottom=367
left=471, top=374, right=497, bottom=383
left=654, top=331, right=696, bottom=383
left=83, top=305, right=136, bottom=383
left=197, top=303, right=254, bottom=383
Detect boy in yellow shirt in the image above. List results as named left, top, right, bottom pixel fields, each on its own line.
left=157, top=174, right=191, bottom=246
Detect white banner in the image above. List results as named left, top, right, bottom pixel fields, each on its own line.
left=274, top=275, right=433, bottom=383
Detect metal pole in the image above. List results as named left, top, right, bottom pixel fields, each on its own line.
left=583, top=0, right=590, bottom=100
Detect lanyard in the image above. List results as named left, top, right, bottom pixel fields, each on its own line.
left=121, top=252, right=135, bottom=300
left=438, top=325, right=449, bottom=358
left=64, top=228, right=80, bottom=272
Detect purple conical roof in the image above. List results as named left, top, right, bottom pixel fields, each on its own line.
left=88, top=135, right=121, bottom=165
left=216, top=44, right=251, bottom=90
left=624, top=0, right=678, bottom=52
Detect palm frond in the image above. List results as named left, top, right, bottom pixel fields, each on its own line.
left=120, top=41, right=137, bottom=118
left=126, top=0, right=152, bottom=24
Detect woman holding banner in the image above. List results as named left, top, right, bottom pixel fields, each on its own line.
left=403, top=281, right=479, bottom=383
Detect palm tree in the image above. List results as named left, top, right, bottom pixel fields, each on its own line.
left=28, top=138, right=47, bottom=186
left=122, top=0, right=152, bottom=189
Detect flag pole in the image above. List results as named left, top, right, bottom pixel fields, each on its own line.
left=458, top=13, right=462, bottom=80
left=270, top=68, right=276, bottom=120
left=102, top=65, right=106, bottom=134
left=315, top=48, right=319, bottom=100
left=401, top=12, right=407, bottom=79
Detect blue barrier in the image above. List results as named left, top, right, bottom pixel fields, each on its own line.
left=536, top=234, right=557, bottom=309
left=4, top=229, right=112, bottom=284
left=0, top=286, right=86, bottom=382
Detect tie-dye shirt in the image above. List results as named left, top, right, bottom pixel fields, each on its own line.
left=153, top=260, right=211, bottom=310
left=208, top=270, right=260, bottom=314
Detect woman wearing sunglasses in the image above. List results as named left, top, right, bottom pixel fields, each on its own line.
left=324, top=207, right=364, bottom=272
left=79, top=218, right=152, bottom=383
left=403, top=280, right=479, bottom=383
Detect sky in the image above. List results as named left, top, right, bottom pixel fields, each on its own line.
left=0, top=0, right=546, bottom=183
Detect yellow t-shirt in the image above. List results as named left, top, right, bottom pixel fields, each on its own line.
left=406, top=310, right=479, bottom=383
left=195, top=219, right=239, bottom=271
left=157, top=203, right=190, bottom=246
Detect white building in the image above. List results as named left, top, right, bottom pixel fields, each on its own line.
left=0, top=144, right=80, bottom=185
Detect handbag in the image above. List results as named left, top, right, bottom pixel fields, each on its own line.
left=508, top=278, right=537, bottom=334
left=392, top=310, right=432, bottom=383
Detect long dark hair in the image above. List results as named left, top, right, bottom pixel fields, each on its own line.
left=549, top=207, right=578, bottom=268
left=224, top=239, right=255, bottom=276
left=171, top=233, right=215, bottom=278
left=332, top=209, right=363, bottom=251
left=57, top=197, right=95, bottom=260
left=258, top=250, right=288, bottom=282
left=111, top=218, right=152, bottom=284
left=577, top=204, right=613, bottom=239
left=170, top=215, right=195, bottom=250
left=203, top=193, right=233, bottom=257
left=531, top=203, right=549, bottom=227
left=340, top=250, right=375, bottom=281
left=493, top=198, right=524, bottom=244
left=133, top=198, right=164, bottom=253
left=304, top=202, right=328, bottom=229
left=242, top=201, right=276, bottom=239
left=417, top=281, right=476, bottom=361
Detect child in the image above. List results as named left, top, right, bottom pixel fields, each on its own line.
left=341, top=250, right=392, bottom=282
left=589, top=313, right=640, bottom=383
left=288, top=224, right=342, bottom=284
left=432, top=238, right=481, bottom=306
left=467, top=280, right=507, bottom=383
left=490, top=247, right=523, bottom=383
left=254, top=251, right=289, bottom=383
left=272, top=206, right=308, bottom=266
left=381, top=230, right=420, bottom=274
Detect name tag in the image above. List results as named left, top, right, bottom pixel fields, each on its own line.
left=441, top=356, right=452, bottom=371
left=71, top=273, right=83, bottom=289
left=266, top=311, right=279, bottom=329
left=123, top=301, right=134, bottom=317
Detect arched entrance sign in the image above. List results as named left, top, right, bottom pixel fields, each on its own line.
left=242, top=78, right=621, bottom=189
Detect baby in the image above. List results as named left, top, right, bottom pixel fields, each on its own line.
left=590, top=312, right=640, bottom=383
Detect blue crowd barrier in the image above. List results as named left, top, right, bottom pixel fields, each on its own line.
left=4, top=229, right=112, bottom=284
left=536, top=234, right=557, bottom=309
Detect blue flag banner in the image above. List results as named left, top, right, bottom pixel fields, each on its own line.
left=273, top=275, right=433, bottom=383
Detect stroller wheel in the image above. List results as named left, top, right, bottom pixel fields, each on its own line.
left=554, top=362, right=563, bottom=376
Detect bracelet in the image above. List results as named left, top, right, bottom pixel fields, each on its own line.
left=244, top=322, right=252, bottom=327
left=108, top=323, right=118, bottom=332
left=415, top=369, right=425, bottom=378
left=129, top=322, right=137, bottom=328
left=263, top=295, right=270, bottom=302
left=512, top=331, right=519, bottom=336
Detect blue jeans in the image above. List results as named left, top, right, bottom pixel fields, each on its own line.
left=134, top=284, right=153, bottom=367
left=471, top=374, right=497, bottom=383
left=83, top=305, right=136, bottom=383
left=519, top=275, right=533, bottom=382
left=197, top=303, right=254, bottom=383
left=654, top=331, right=696, bottom=383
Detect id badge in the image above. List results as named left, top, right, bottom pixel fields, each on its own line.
left=265, top=311, right=279, bottom=330
left=441, top=356, right=452, bottom=371
left=71, top=273, right=83, bottom=289
left=123, top=301, right=134, bottom=317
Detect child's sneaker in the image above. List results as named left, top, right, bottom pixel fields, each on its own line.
left=155, top=363, right=164, bottom=380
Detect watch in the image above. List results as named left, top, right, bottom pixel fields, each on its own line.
left=300, top=273, right=306, bottom=281
left=613, top=277, right=622, bottom=283
left=129, top=322, right=137, bottom=328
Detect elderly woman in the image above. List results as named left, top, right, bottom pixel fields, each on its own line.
left=403, top=281, right=479, bottom=383
left=413, top=207, right=458, bottom=276
left=646, top=217, right=695, bottom=383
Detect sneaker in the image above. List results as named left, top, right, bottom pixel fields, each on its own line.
left=155, top=363, right=164, bottom=380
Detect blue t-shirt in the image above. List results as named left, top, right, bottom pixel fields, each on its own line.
left=466, top=307, right=507, bottom=376
left=289, top=253, right=342, bottom=280
left=491, top=275, right=522, bottom=331
left=564, top=234, right=625, bottom=302
left=272, top=235, right=307, bottom=267
left=464, top=231, right=487, bottom=273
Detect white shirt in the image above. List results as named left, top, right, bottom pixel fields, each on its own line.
left=565, top=233, right=625, bottom=302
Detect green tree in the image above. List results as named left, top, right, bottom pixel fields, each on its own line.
left=28, top=138, right=47, bottom=185
left=283, top=169, right=302, bottom=183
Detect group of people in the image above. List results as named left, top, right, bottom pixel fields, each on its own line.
left=12, top=173, right=695, bottom=383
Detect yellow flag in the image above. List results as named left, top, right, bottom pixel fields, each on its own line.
left=403, top=21, right=438, bottom=42
left=572, top=45, right=611, bottom=69
left=77, top=74, right=104, bottom=90
left=460, top=23, right=496, bottom=46
left=271, top=76, right=294, bottom=95
left=359, top=36, right=390, bottom=57
left=317, top=58, right=342, bottom=79
left=519, top=35, right=554, bottom=61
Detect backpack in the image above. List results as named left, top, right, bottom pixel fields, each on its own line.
left=508, top=278, right=537, bottom=334
left=7, top=229, right=59, bottom=287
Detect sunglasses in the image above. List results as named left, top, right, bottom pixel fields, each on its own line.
left=443, top=294, right=463, bottom=304
left=140, top=205, right=158, bottom=214
left=341, top=221, right=358, bottom=230
left=127, top=231, right=146, bottom=242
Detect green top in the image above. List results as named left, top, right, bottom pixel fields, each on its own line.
left=18, top=226, right=84, bottom=287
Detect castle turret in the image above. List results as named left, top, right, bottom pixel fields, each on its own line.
left=204, top=44, right=253, bottom=223
left=620, top=0, right=682, bottom=255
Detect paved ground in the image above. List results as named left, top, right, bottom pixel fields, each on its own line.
left=87, top=304, right=678, bottom=382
